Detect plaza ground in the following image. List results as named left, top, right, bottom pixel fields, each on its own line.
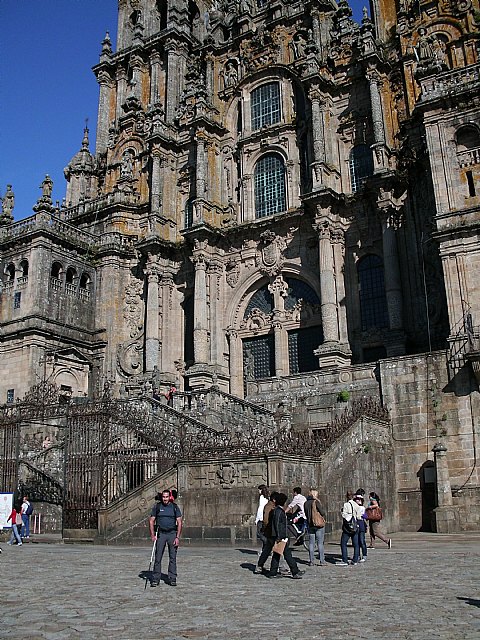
left=1, top=532, right=479, bottom=640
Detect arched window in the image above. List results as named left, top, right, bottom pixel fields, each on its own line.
left=184, top=199, right=194, bottom=229
left=349, top=144, right=374, bottom=192
left=456, top=125, right=480, bottom=151
left=5, top=263, right=15, bottom=281
left=20, top=260, right=29, bottom=277
left=284, top=278, right=320, bottom=310
left=254, top=154, right=286, bottom=218
left=66, top=267, right=77, bottom=285
left=357, top=255, right=389, bottom=331
left=251, top=82, right=281, bottom=130
left=51, top=262, right=63, bottom=279
left=79, top=273, right=91, bottom=290
left=244, top=285, right=273, bottom=318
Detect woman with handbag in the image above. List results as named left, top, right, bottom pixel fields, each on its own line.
left=303, top=489, right=327, bottom=566
left=338, top=491, right=362, bottom=566
left=366, top=492, right=392, bottom=549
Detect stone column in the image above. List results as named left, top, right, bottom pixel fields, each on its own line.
left=149, top=51, right=162, bottom=105
left=268, top=276, right=288, bottom=376
left=432, top=443, right=460, bottom=533
left=144, top=258, right=161, bottom=372
left=130, top=54, right=144, bottom=101
left=381, top=214, right=403, bottom=331
left=95, top=71, right=113, bottom=155
left=241, top=174, right=252, bottom=221
left=195, top=129, right=207, bottom=199
left=227, top=329, right=243, bottom=397
left=309, top=87, right=326, bottom=188
left=116, top=67, right=128, bottom=123
left=151, top=148, right=163, bottom=215
left=192, top=254, right=209, bottom=364
left=368, top=71, right=386, bottom=145
left=316, top=221, right=338, bottom=343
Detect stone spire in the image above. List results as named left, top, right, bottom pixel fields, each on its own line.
left=64, top=124, right=97, bottom=207
left=0, top=184, right=15, bottom=225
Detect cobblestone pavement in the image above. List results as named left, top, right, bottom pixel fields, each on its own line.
left=1, top=532, right=479, bottom=640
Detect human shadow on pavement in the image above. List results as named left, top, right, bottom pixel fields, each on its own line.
left=240, top=561, right=258, bottom=573
left=138, top=570, right=170, bottom=585
left=457, top=597, right=480, bottom=608
left=236, top=548, right=259, bottom=554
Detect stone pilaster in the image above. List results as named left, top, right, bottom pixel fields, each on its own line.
left=150, top=148, right=163, bottom=215
left=149, top=51, right=162, bottom=105
left=144, top=256, right=161, bottom=372
left=381, top=214, right=404, bottom=333
left=95, top=70, right=113, bottom=155
left=160, top=269, right=175, bottom=374
left=208, top=260, right=224, bottom=369
left=195, top=129, right=207, bottom=200
left=269, top=276, right=288, bottom=376
left=192, top=253, right=209, bottom=364
left=165, top=39, right=187, bottom=123
left=226, top=328, right=243, bottom=397
left=115, top=67, right=128, bottom=123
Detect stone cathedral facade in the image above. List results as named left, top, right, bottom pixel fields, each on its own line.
left=1, top=0, right=479, bottom=532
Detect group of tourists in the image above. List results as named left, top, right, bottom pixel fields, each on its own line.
left=253, top=485, right=392, bottom=575
left=339, top=489, right=392, bottom=566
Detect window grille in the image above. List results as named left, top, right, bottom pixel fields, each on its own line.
left=13, top=292, right=21, bottom=309
left=358, top=255, right=389, bottom=331
left=349, top=144, right=374, bottom=192
left=251, top=83, right=281, bottom=130
left=284, top=278, right=320, bottom=310
left=288, top=326, right=322, bottom=374
left=254, top=154, right=286, bottom=218
left=243, top=334, right=275, bottom=381
left=6, top=389, right=14, bottom=404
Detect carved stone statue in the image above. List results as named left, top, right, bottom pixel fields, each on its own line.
left=223, top=61, right=238, bottom=89
left=120, top=150, right=134, bottom=179
left=1, top=184, right=15, bottom=217
left=41, top=175, right=53, bottom=198
left=416, top=28, right=435, bottom=61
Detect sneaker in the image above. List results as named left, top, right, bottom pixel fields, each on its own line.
left=7, top=542, right=13, bottom=545
left=337, top=561, right=349, bottom=566
left=253, top=565, right=263, bottom=574
left=308, top=561, right=314, bottom=567
left=360, top=557, right=367, bottom=562
left=17, top=543, right=23, bottom=546
left=150, top=581, right=159, bottom=587
left=292, top=573, right=303, bottom=580
left=317, top=562, right=327, bottom=566
left=267, top=573, right=282, bottom=579
left=388, top=539, right=392, bottom=549
left=169, top=579, right=177, bottom=587
left=351, top=562, right=358, bottom=566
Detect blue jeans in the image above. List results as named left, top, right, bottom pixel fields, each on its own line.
left=358, top=529, right=367, bottom=559
left=152, top=531, right=177, bottom=582
left=341, top=530, right=359, bottom=564
left=308, top=527, right=325, bottom=564
left=22, top=514, right=30, bottom=538
left=9, top=525, right=22, bottom=545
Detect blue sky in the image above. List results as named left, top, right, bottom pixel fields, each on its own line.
left=1, top=1, right=367, bottom=220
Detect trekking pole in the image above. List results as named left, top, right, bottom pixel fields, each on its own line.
left=144, top=528, right=158, bottom=590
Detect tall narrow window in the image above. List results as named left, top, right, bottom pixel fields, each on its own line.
left=251, top=83, right=281, bottom=130
left=13, top=292, right=21, bottom=309
left=7, top=389, right=14, bottom=404
left=254, top=154, right=286, bottom=218
left=466, top=170, right=476, bottom=197
left=349, top=144, right=374, bottom=192
left=357, top=255, right=389, bottom=331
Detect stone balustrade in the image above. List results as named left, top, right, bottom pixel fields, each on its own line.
left=457, top=147, right=480, bottom=168
left=419, top=63, right=480, bottom=103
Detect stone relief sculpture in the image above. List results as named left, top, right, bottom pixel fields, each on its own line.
left=120, top=150, right=135, bottom=179
left=223, top=60, right=238, bottom=89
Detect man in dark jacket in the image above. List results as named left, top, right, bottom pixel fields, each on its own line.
left=149, top=489, right=182, bottom=587
left=255, top=493, right=303, bottom=579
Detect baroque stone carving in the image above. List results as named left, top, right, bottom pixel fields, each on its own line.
left=257, top=228, right=296, bottom=277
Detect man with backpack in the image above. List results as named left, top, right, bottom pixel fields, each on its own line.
left=149, top=489, right=182, bottom=587
left=21, top=496, right=33, bottom=540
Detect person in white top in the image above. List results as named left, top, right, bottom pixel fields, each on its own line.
left=286, top=487, right=307, bottom=520
left=338, top=491, right=363, bottom=566
left=255, top=485, right=269, bottom=545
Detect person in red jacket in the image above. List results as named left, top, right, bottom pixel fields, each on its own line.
left=7, top=503, right=23, bottom=546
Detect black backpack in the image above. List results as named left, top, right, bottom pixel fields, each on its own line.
left=25, top=503, right=33, bottom=516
